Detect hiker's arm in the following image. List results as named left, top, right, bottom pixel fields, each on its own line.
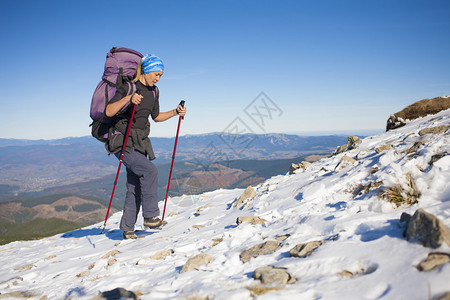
left=154, top=104, right=186, bottom=122
left=105, top=93, right=143, bottom=117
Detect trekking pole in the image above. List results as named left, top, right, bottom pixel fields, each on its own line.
left=161, top=100, right=185, bottom=221
left=101, top=102, right=137, bottom=234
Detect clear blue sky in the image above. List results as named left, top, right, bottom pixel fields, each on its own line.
left=1, top=0, right=449, bottom=139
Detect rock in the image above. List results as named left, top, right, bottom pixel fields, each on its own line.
left=93, top=287, right=140, bottom=300
left=275, top=234, right=291, bottom=242
left=14, top=264, right=34, bottom=272
left=236, top=216, right=267, bottom=225
left=180, top=253, right=214, bottom=273
left=334, top=136, right=362, bottom=155
left=194, top=204, right=213, bottom=216
left=107, top=259, right=117, bottom=267
left=150, top=249, right=174, bottom=260
left=240, top=241, right=282, bottom=263
left=232, top=186, right=257, bottom=208
left=192, top=224, right=205, bottom=229
left=435, top=292, right=450, bottom=300
left=101, top=250, right=120, bottom=259
left=417, top=252, right=450, bottom=271
left=253, top=266, right=296, bottom=284
left=289, top=241, right=323, bottom=258
left=76, top=270, right=90, bottom=277
left=0, top=291, right=37, bottom=299
left=386, top=97, right=450, bottom=131
left=405, top=209, right=450, bottom=248
left=419, top=125, right=450, bottom=136
left=405, top=140, right=427, bottom=154
left=334, top=156, right=357, bottom=171
left=429, top=152, right=448, bottom=165
left=400, top=212, right=412, bottom=227
left=386, top=115, right=406, bottom=131
left=289, top=161, right=311, bottom=174
left=375, top=144, right=393, bottom=153
left=337, top=270, right=354, bottom=277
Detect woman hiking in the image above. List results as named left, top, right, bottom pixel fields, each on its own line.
left=105, top=54, right=187, bottom=239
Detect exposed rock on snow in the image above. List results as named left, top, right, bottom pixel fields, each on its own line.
left=435, top=291, right=450, bottom=300
left=236, top=216, right=267, bottom=225
left=417, top=253, right=450, bottom=272
left=405, top=140, right=428, bottom=154
left=419, top=125, right=450, bottom=136
left=180, top=253, right=214, bottom=273
left=334, top=155, right=357, bottom=171
left=429, top=152, right=448, bottom=165
left=386, top=96, right=450, bottom=131
left=13, top=264, right=34, bottom=272
left=334, top=135, right=362, bottom=155
left=93, top=287, right=140, bottom=300
left=253, top=266, right=296, bottom=284
left=101, top=250, right=120, bottom=259
left=404, top=209, right=450, bottom=248
left=289, top=161, right=311, bottom=174
left=232, top=186, right=256, bottom=208
left=194, top=204, right=214, bottom=216
left=240, top=241, right=281, bottom=263
left=274, top=234, right=290, bottom=242
left=289, top=241, right=324, bottom=258
left=375, top=144, right=393, bottom=153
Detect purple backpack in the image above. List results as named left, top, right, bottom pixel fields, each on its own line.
left=89, top=47, right=143, bottom=142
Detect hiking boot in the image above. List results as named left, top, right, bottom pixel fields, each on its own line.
left=144, top=217, right=163, bottom=228
left=123, top=231, right=138, bottom=239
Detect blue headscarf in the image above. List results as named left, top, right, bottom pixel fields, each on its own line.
left=141, top=54, right=164, bottom=74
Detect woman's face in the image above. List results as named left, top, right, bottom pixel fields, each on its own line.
left=144, top=71, right=163, bottom=86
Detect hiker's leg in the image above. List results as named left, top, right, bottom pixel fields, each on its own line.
left=119, top=167, right=142, bottom=232
left=139, top=160, right=159, bottom=218
left=121, top=150, right=160, bottom=218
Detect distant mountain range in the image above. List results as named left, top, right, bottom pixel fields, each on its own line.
left=0, top=133, right=347, bottom=199
left=0, top=133, right=351, bottom=197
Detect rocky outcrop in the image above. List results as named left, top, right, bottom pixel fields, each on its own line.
left=240, top=241, right=281, bottom=263
left=403, top=209, right=450, bottom=248
left=375, top=144, right=393, bottom=153
left=236, top=216, right=267, bottom=225
left=405, top=140, right=427, bottom=154
left=289, top=161, right=311, bottom=174
left=253, top=266, right=296, bottom=284
left=289, top=241, right=324, bottom=258
left=418, top=125, right=450, bottom=136
left=334, top=136, right=362, bottom=155
left=386, top=96, right=450, bottom=131
left=334, top=156, right=357, bottom=171
left=417, top=253, right=450, bottom=271
left=180, top=254, right=214, bottom=273
left=150, top=249, right=174, bottom=260
left=232, top=186, right=256, bottom=208
left=93, top=288, right=140, bottom=300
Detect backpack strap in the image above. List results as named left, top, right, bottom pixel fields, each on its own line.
left=153, top=85, right=159, bottom=99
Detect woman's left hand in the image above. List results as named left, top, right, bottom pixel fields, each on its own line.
left=177, top=104, right=187, bottom=117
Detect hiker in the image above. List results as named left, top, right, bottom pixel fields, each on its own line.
left=105, top=54, right=186, bottom=239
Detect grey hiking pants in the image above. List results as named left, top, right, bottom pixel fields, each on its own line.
left=116, top=150, right=159, bottom=231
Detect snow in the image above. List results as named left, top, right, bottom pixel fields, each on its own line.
left=1, top=110, right=450, bottom=299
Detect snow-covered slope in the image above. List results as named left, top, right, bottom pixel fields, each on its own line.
left=1, top=110, right=449, bottom=299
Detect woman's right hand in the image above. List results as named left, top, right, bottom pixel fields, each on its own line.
left=130, top=93, right=143, bottom=105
